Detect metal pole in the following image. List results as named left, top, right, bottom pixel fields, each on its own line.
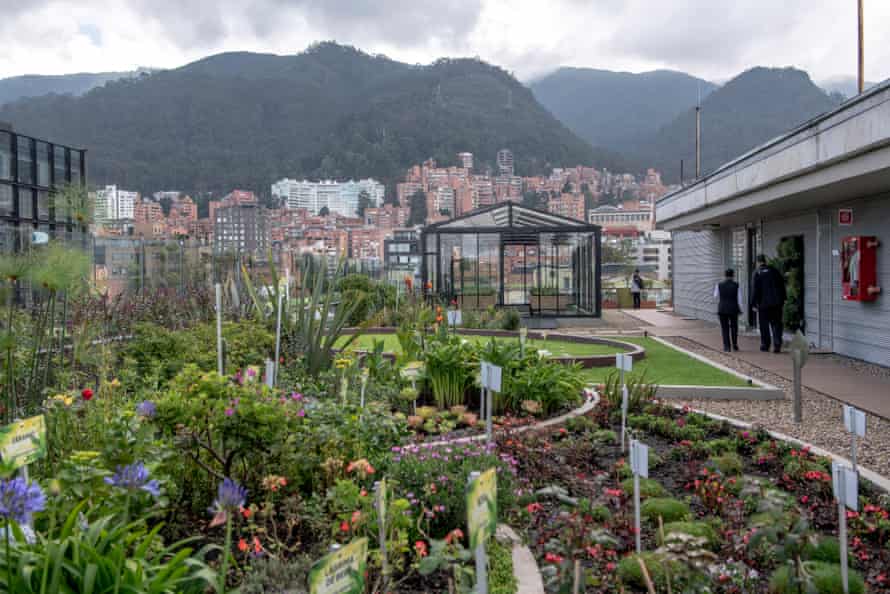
left=274, top=291, right=283, bottom=385
left=376, top=481, right=388, bottom=590
left=486, top=388, right=493, bottom=442
left=858, top=0, right=865, bottom=95
left=215, top=283, right=223, bottom=375
left=634, top=472, right=642, bottom=553
left=695, top=106, right=702, bottom=178
left=851, top=434, right=858, bottom=475
left=839, top=496, right=849, bottom=593
left=793, top=359, right=802, bottom=424
left=469, top=471, right=488, bottom=594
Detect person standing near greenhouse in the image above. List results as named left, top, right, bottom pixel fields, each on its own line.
left=751, top=254, right=787, bottom=353
left=630, top=270, right=644, bottom=310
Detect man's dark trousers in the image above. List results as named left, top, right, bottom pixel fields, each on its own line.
left=632, top=292, right=641, bottom=309
left=758, top=306, right=784, bottom=351
left=719, top=314, right=739, bottom=351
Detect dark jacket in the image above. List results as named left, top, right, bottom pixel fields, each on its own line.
left=718, top=280, right=741, bottom=316
left=751, top=264, right=786, bottom=309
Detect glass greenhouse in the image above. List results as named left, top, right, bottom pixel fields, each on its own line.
left=421, top=203, right=601, bottom=317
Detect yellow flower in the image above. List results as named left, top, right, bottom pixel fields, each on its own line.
left=109, top=378, right=121, bottom=388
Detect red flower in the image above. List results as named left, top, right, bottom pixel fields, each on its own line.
left=340, top=521, right=350, bottom=532
left=445, top=529, right=464, bottom=544
left=253, top=536, right=263, bottom=554
left=526, top=502, right=544, bottom=514
left=81, top=388, right=94, bottom=401
left=238, top=538, right=248, bottom=552
left=544, top=552, right=563, bottom=564
left=605, top=562, right=616, bottom=572
left=240, top=506, right=251, bottom=519
left=414, top=540, right=428, bottom=557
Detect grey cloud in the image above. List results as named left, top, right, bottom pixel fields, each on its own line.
left=605, top=0, right=811, bottom=71
left=127, top=0, right=483, bottom=50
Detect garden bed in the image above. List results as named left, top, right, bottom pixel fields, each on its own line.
left=503, top=394, right=890, bottom=593
left=340, top=328, right=645, bottom=368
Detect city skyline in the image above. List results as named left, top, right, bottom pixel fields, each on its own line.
left=1, top=2, right=887, bottom=84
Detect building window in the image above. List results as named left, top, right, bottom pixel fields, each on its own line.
left=17, top=137, right=33, bottom=185
left=0, top=133, right=11, bottom=181
left=18, top=188, right=33, bottom=220
left=37, top=190, right=50, bottom=220
left=53, top=146, right=67, bottom=187
left=36, top=142, right=50, bottom=187
left=70, top=151, right=82, bottom=185
left=0, top=184, right=12, bottom=217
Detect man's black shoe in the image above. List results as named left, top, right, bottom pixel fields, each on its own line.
left=760, top=346, right=769, bottom=352
left=733, top=345, right=740, bottom=351
left=774, top=348, right=781, bottom=354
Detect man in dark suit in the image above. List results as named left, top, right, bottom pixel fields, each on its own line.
left=714, top=268, right=742, bottom=352
left=751, top=254, right=787, bottom=353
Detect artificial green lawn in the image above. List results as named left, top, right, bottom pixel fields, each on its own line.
left=339, top=333, right=748, bottom=387
left=578, top=337, right=749, bottom=387
left=337, top=333, right=618, bottom=357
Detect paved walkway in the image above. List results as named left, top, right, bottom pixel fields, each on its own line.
left=613, top=309, right=890, bottom=420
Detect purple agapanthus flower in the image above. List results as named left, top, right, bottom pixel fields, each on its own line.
left=104, top=462, right=161, bottom=498
left=209, top=478, right=246, bottom=517
left=0, top=477, right=46, bottom=524
left=136, top=400, right=157, bottom=418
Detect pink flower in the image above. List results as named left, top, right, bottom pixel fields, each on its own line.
left=297, top=409, right=306, bottom=417
left=225, top=408, right=234, bottom=416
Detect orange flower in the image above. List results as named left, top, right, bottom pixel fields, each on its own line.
left=241, top=506, right=252, bottom=519
left=238, top=538, right=248, bottom=552
left=253, top=536, right=263, bottom=554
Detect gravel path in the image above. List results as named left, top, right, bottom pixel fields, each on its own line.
left=661, top=336, right=890, bottom=480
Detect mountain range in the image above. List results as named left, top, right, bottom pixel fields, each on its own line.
left=0, top=43, right=853, bottom=193
left=0, top=43, right=609, bottom=196
left=0, top=69, right=154, bottom=107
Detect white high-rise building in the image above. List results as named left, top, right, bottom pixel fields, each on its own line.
left=457, top=152, right=474, bottom=170
left=496, top=149, right=514, bottom=176
left=95, top=185, right=138, bottom=221
left=271, top=178, right=384, bottom=217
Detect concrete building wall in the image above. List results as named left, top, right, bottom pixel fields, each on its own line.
left=823, top=194, right=890, bottom=365
left=672, top=229, right=725, bottom=323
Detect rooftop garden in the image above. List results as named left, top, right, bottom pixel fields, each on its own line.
left=0, top=246, right=885, bottom=593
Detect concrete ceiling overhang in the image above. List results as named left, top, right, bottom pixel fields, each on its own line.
left=656, top=80, right=890, bottom=231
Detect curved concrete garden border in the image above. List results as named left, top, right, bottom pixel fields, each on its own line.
left=342, top=327, right=645, bottom=368
left=497, top=524, right=545, bottom=594
left=422, top=390, right=599, bottom=448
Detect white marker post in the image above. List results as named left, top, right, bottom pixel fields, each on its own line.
left=843, top=405, right=866, bottom=475
left=630, top=439, right=649, bottom=554
left=480, top=362, right=502, bottom=442
left=519, top=327, right=527, bottom=357
left=274, top=291, right=283, bottom=385
left=447, top=309, right=462, bottom=331
left=832, top=461, right=858, bottom=594
left=215, top=283, right=224, bottom=375
left=616, top=354, right=633, bottom=452
left=360, top=369, right=369, bottom=409
left=375, top=480, right=388, bottom=591
left=264, top=359, right=275, bottom=389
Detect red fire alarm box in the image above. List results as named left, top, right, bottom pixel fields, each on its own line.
left=841, top=236, right=881, bottom=301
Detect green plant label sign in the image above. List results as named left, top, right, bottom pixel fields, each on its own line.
left=0, top=415, right=47, bottom=469
left=308, top=538, right=368, bottom=594
left=467, top=468, right=497, bottom=550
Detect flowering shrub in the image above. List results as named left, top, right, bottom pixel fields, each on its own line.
left=387, top=440, right=517, bottom=540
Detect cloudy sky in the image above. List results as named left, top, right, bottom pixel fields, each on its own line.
left=1, top=0, right=888, bottom=84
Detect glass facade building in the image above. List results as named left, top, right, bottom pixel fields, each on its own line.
left=421, top=203, right=601, bottom=317
left=0, top=123, right=87, bottom=252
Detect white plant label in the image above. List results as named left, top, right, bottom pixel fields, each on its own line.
left=616, top=353, right=633, bottom=372
left=480, top=362, right=503, bottom=392
left=630, top=440, right=649, bottom=478
left=843, top=405, right=866, bottom=437
left=832, top=461, right=859, bottom=511
left=447, top=310, right=462, bottom=326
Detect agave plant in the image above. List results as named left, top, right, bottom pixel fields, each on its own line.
left=243, top=254, right=362, bottom=378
